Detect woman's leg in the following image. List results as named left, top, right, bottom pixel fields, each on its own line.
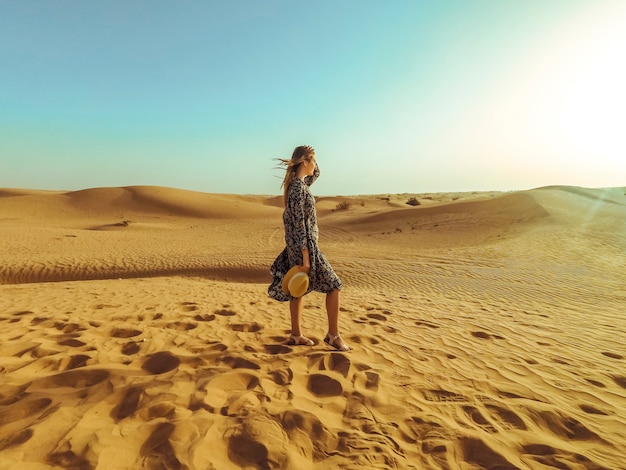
left=289, top=297, right=313, bottom=345
left=325, top=289, right=340, bottom=336
left=325, top=290, right=349, bottom=350
left=290, top=297, right=304, bottom=336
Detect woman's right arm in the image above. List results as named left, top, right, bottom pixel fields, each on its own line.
left=301, top=248, right=310, bottom=273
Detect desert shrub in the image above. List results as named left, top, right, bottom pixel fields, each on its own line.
left=335, top=200, right=351, bottom=211
left=406, top=197, right=420, bottom=206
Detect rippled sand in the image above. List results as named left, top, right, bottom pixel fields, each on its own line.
left=1, top=185, right=624, bottom=469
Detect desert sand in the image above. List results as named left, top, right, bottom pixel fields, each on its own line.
left=0, top=184, right=624, bottom=469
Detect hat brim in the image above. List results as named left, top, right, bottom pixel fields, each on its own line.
left=288, top=272, right=309, bottom=298
left=282, top=266, right=309, bottom=297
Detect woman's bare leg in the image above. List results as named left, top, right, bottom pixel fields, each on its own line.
left=326, top=289, right=340, bottom=336
left=289, top=297, right=313, bottom=345
left=325, top=290, right=349, bottom=350
left=289, top=297, right=304, bottom=336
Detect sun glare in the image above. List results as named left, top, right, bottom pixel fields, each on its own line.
left=472, top=1, right=626, bottom=185
left=548, top=3, right=626, bottom=163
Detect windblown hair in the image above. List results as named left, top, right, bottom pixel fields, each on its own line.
left=276, top=145, right=315, bottom=206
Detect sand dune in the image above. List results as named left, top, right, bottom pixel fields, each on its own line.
left=1, top=185, right=625, bottom=469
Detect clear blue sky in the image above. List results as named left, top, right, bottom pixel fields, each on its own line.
left=1, top=0, right=625, bottom=195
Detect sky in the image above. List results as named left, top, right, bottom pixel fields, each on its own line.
left=1, top=0, right=625, bottom=195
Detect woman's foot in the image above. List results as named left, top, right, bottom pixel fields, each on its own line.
left=287, top=334, right=314, bottom=346
left=324, top=333, right=350, bottom=351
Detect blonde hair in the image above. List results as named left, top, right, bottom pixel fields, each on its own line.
left=276, top=145, right=315, bottom=206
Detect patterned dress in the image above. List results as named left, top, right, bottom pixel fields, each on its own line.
left=268, top=164, right=343, bottom=301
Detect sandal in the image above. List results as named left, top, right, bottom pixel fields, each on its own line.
left=287, top=334, right=314, bottom=346
left=324, top=333, right=350, bottom=351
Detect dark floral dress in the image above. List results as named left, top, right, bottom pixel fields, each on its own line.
left=268, top=164, right=342, bottom=301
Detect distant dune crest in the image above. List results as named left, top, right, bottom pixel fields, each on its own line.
left=0, top=185, right=624, bottom=284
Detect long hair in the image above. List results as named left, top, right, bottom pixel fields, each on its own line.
left=276, top=145, right=315, bottom=206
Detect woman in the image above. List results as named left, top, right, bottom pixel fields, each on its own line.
left=268, top=145, right=349, bottom=351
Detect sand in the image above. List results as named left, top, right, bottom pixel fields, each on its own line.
left=0, top=184, right=624, bottom=469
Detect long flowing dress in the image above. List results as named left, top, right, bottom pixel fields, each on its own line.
left=268, top=164, right=342, bottom=301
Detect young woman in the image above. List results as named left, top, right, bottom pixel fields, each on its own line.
left=268, top=145, right=350, bottom=351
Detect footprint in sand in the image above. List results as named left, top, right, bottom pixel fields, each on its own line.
left=140, top=422, right=183, bottom=470
left=307, top=374, right=343, bottom=397
left=57, top=337, right=87, bottom=348
left=193, top=313, right=216, bottom=322
left=601, top=351, right=623, bottom=360
left=484, top=404, right=527, bottom=430
left=110, top=327, right=142, bottom=338
left=178, top=301, right=198, bottom=312
left=30, top=316, right=53, bottom=327
left=54, top=322, right=84, bottom=334
left=165, top=321, right=197, bottom=331
left=399, top=415, right=451, bottom=459
left=462, top=406, right=497, bottom=433
left=215, top=308, right=237, bottom=317
left=121, top=341, right=141, bottom=355
left=471, top=331, right=492, bottom=340
left=286, top=353, right=351, bottom=400
left=460, top=437, right=515, bottom=469
left=142, top=351, right=180, bottom=375
left=366, top=312, right=387, bottom=322
left=306, top=352, right=353, bottom=378
left=268, top=367, right=293, bottom=386
left=231, top=323, right=263, bottom=333
left=111, top=385, right=144, bottom=421
left=281, top=408, right=337, bottom=450
left=356, top=371, right=380, bottom=392
left=221, top=355, right=261, bottom=370
left=61, top=354, right=91, bottom=370
left=264, top=344, right=292, bottom=355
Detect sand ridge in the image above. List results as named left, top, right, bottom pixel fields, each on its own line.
left=1, top=185, right=625, bottom=469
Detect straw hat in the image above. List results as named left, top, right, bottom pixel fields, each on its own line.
left=281, top=266, right=310, bottom=298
